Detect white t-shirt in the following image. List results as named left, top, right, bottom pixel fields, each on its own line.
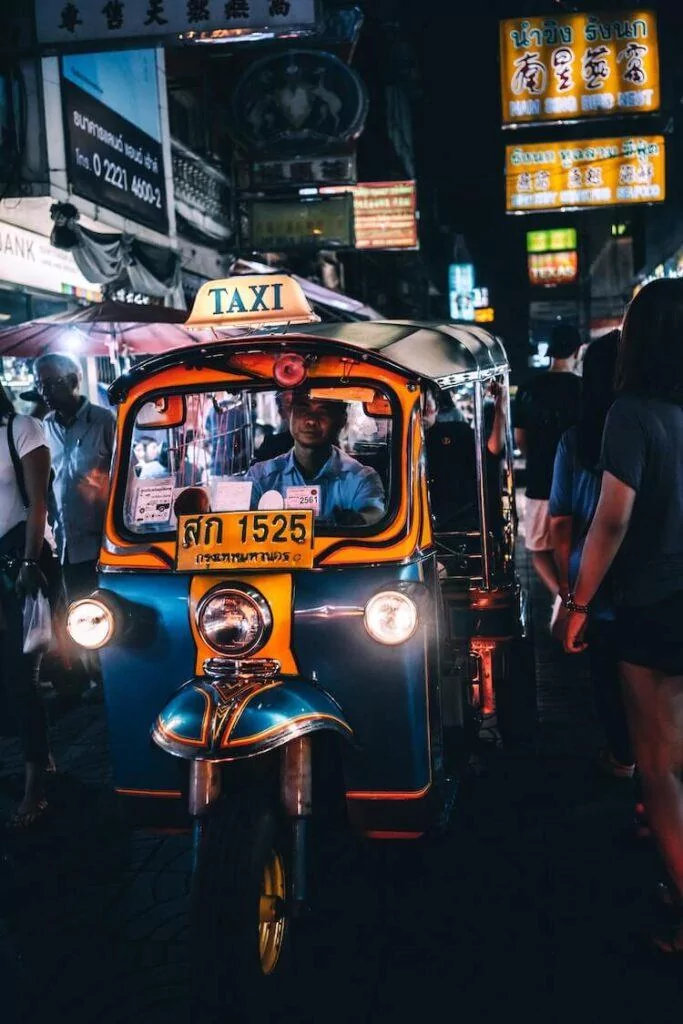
left=0, top=414, right=47, bottom=541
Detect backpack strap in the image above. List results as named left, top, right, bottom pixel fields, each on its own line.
left=7, top=414, right=30, bottom=509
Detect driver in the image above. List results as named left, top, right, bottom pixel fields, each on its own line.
left=246, top=393, right=385, bottom=526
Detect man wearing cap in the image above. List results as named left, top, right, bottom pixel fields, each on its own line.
left=34, top=354, right=115, bottom=606
left=247, top=393, right=385, bottom=526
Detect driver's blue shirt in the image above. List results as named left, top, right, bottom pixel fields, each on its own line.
left=246, top=446, right=385, bottom=522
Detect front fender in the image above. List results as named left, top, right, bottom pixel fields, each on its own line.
left=151, top=675, right=353, bottom=762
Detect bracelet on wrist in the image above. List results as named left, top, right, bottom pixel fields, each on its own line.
left=563, top=593, right=590, bottom=614
left=21, top=559, right=38, bottom=567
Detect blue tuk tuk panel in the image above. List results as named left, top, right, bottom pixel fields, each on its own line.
left=97, top=555, right=441, bottom=804
left=152, top=675, right=353, bottom=759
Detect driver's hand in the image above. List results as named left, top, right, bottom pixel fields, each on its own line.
left=488, top=381, right=504, bottom=405
left=332, top=507, right=365, bottom=526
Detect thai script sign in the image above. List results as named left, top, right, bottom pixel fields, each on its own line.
left=61, top=50, right=168, bottom=232
left=506, top=135, right=665, bottom=213
left=528, top=251, right=579, bottom=286
left=37, top=0, right=318, bottom=46
left=321, top=181, right=418, bottom=250
left=176, top=511, right=315, bottom=572
left=500, top=10, right=659, bottom=126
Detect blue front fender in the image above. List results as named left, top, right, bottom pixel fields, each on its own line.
left=151, top=675, right=354, bottom=762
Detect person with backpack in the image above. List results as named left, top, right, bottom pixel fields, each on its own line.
left=0, top=384, right=53, bottom=828
left=514, top=323, right=582, bottom=596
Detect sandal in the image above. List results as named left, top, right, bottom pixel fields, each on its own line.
left=6, top=799, right=48, bottom=831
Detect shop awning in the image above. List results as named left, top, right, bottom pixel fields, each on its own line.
left=0, top=301, right=199, bottom=357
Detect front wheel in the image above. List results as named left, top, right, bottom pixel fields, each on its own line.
left=190, top=791, right=292, bottom=1019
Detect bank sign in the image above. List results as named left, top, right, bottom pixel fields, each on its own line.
left=500, top=10, right=659, bottom=126
left=61, top=50, right=168, bottom=233
left=506, top=135, right=665, bottom=214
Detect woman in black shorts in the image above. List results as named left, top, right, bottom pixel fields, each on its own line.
left=564, top=278, right=683, bottom=952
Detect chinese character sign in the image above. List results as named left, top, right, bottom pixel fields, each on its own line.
left=36, top=0, right=317, bottom=44
left=500, top=10, right=659, bottom=125
left=506, top=136, right=665, bottom=214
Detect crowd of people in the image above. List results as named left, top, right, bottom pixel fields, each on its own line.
left=515, top=279, right=683, bottom=954
left=1, top=278, right=682, bottom=955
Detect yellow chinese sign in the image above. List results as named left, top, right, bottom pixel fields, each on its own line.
left=500, top=10, right=659, bottom=125
left=506, top=135, right=665, bottom=214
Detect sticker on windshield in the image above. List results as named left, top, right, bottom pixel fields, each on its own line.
left=213, top=479, right=253, bottom=512
left=133, top=483, right=174, bottom=524
left=285, top=486, right=321, bottom=514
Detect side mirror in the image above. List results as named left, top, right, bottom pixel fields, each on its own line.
left=137, top=395, right=186, bottom=429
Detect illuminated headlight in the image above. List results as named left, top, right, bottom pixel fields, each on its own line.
left=67, top=599, right=115, bottom=650
left=197, top=586, right=272, bottom=656
left=364, top=591, right=418, bottom=646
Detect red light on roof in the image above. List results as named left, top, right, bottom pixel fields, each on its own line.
left=273, top=353, right=307, bottom=389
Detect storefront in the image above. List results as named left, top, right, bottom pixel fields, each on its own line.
left=0, top=217, right=101, bottom=324
left=0, top=213, right=103, bottom=405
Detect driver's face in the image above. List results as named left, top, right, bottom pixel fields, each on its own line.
left=290, top=400, right=341, bottom=449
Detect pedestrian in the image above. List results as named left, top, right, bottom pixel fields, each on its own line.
left=0, top=383, right=53, bottom=828
left=33, top=354, right=116, bottom=695
left=563, top=279, right=683, bottom=953
left=423, top=382, right=507, bottom=533
left=549, top=331, right=634, bottom=778
left=514, top=323, right=582, bottom=596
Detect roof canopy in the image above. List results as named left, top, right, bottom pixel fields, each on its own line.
left=294, top=320, right=509, bottom=385
left=110, top=319, right=508, bottom=403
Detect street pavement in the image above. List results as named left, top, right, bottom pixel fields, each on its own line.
left=1, top=542, right=682, bottom=1023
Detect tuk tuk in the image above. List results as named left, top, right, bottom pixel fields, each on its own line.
left=65, top=275, right=534, bottom=1014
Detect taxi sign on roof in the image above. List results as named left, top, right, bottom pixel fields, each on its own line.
left=185, top=274, right=320, bottom=330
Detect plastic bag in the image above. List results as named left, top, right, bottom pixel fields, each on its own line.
left=22, top=592, right=53, bottom=654
left=549, top=593, right=567, bottom=643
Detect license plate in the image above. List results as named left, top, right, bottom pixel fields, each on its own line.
left=176, top=511, right=314, bottom=572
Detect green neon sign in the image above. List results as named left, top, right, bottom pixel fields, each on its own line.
left=526, top=228, right=577, bottom=253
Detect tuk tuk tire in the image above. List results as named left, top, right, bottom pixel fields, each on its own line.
left=189, top=791, right=295, bottom=1020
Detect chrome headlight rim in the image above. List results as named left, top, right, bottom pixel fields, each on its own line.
left=197, top=583, right=273, bottom=657
left=66, top=597, right=116, bottom=650
left=363, top=588, right=419, bottom=646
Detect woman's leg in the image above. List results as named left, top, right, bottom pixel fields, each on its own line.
left=587, top=619, right=634, bottom=766
left=621, top=660, right=683, bottom=898
left=0, top=596, right=50, bottom=815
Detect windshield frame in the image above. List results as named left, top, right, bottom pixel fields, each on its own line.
left=113, top=377, right=403, bottom=546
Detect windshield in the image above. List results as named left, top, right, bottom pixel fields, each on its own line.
left=121, top=385, right=394, bottom=536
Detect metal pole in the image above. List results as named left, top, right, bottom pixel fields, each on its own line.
left=473, top=379, right=492, bottom=590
